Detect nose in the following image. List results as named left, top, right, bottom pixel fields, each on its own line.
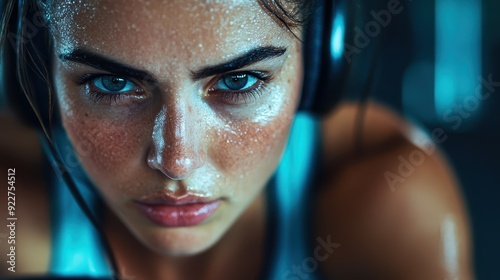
left=147, top=101, right=205, bottom=180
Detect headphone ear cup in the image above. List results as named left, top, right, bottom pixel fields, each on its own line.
left=299, top=0, right=353, bottom=116
left=299, top=0, right=325, bottom=112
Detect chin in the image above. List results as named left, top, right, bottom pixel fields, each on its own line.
left=124, top=215, right=229, bottom=257
left=140, top=226, right=226, bottom=257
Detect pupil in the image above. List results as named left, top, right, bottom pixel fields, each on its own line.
left=223, top=74, right=248, bottom=90
left=102, top=76, right=126, bottom=91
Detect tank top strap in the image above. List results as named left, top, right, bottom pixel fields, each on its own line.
left=262, top=112, right=323, bottom=280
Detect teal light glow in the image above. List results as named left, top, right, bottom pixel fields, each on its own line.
left=331, top=13, right=345, bottom=61
left=435, top=0, right=482, bottom=122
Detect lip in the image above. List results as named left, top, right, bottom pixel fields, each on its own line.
left=135, top=194, right=222, bottom=227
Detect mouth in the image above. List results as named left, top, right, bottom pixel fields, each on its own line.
left=134, top=194, right=222, bottom=227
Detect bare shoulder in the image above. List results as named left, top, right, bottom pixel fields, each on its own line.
left=315, top=102, right=473, bottom=279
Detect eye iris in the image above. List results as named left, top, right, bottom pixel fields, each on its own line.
left=101, top=76, right=127, bottom=92
left=223, top=74, right=248, bottom=90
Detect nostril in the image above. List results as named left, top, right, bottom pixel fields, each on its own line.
left=146, top=147, right=205, bottom=180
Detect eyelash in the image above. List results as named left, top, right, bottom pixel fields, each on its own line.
left=208, top=71, right=273, bottom=105
left=73, top=71, right=274, bottom=106
left=74, top=73, right=137, bottom=104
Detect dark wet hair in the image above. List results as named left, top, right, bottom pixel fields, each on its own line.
left=259, top=0, right=317, bottom=36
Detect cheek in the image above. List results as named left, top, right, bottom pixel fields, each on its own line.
left=211, top=54, right=303, bottom=180
left=211, top=116, right=291, bottom=179
left=61, top=108, right=151, bottom=188
left=210, top=84, right=300, bottom=182
left=54, top=69, right=145, bottom=182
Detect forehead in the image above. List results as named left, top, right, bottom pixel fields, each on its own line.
left=48, top=0, right=296, bottom=71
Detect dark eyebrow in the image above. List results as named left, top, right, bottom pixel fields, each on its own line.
left=59, top=46, right=286, bottom=83
left=59, top=49, right=156, bottom=82
left=190, top=46, right=287, bottom=80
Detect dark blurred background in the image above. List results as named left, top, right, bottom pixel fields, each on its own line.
left=341, top=0, right=499, bottom=278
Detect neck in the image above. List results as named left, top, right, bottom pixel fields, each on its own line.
left=104, top=191, right=267, bottom=280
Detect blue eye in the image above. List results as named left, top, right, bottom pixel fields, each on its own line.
left=207, top=71, right=273, bottom=105
left=215, top=73, right=259, bottom=91
left=92, top=76, right=136, bottom=93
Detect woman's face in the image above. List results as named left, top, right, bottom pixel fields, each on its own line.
left=50, top=0, right=302, bottom=255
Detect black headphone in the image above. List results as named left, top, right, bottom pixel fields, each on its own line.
left=300, top=0, right=353, bottom=113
